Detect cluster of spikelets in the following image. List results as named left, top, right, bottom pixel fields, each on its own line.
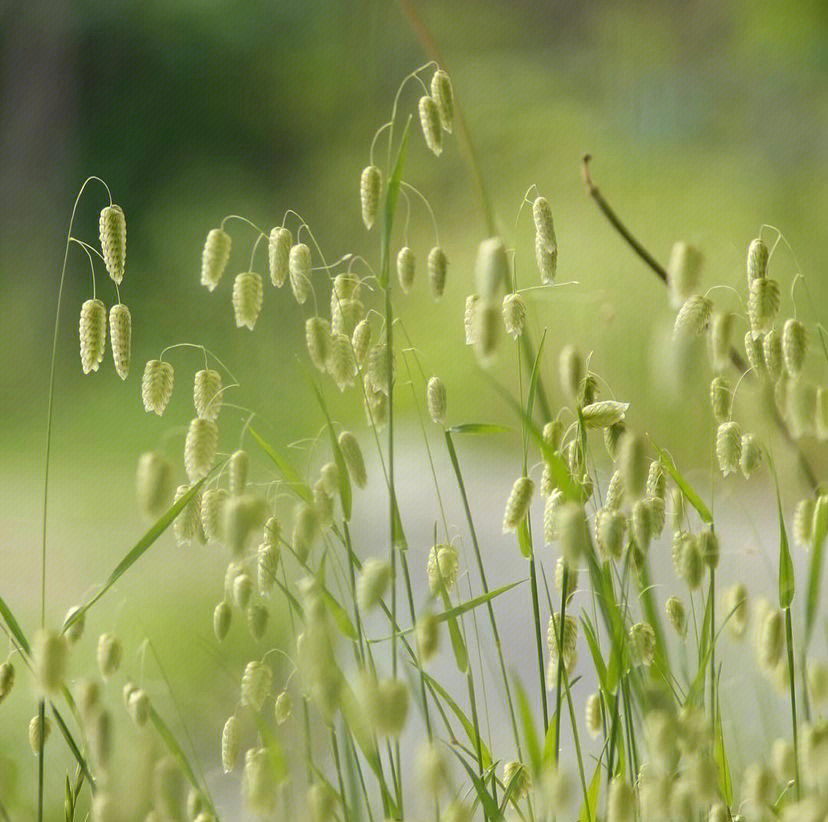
left=78, top=203, right=132, bottom=379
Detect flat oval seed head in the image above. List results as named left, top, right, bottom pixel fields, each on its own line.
left=360, top=165, right=382, bottom=229
left=201, top=228, right=231, bottom=291
left=194, top=368, right=222, bottom=421
left=108, top=303, right=132, bottom=379
left=289, top=243, right=312, bottom=304
left=99, top=204, right=126, bottom=284
left=79, top=298, right=107, bottom=374
left=232, top=271, right=264, bottom=330
left=267, top=226, right=291, bottom=287
left=430, top=69, right=454, bottom=132
left=428, top=246, right=447, bottom=299
left=418, top=95, right=443, bottom=156
left=142, top=359, right=174, bottom=415
left=396, top=246, right=415, bottom=294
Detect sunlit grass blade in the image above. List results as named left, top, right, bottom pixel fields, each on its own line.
left=448, top=749, right=499, bottom=820
left=0, top=593, right=31, bottom=654
left=513, top=675, right=541, bottom=776
left=248, top=426, right=313, bottom=504
left=652, top=443, right=713, bottom=523
left=50, top=704, right=95, bottom=794
left=578, top=762, right=602, bottom=822
left=447, top=422, right=511, bottom=435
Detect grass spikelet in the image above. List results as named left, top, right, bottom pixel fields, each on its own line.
left=665, top=596, right=687, bottom=636
left=632, top=498, right=652, bottom=551
left=201, top=228, right=231, bottom=291
left=673, top=295, right=713, bottom=337
left=292, top=503, right=319, bottom=562
left=365, top=341, right=393, bottom=395
left=351, top=318, right=371, bottom=366
left=326, top=332, right=355, bottom=391
left=173, top=483, right=203, bottom=545
left=331, top=296, right=364, bottom=338
left=555, top=556, right=578, bottom=600
left=366, top=677, right=410, bottom=736
left=228, top=449, right=249, bottom=495
left=289, top=243, right=312, bottom=304
left=79, top=298, right=107, bottom=373
left=596, top=507, right=625, bottom=559
left=535, top=232, right=558, bottom=283
left=426, top=376, right=447, bottom=425
left=184, top=417, right=218, bottom=481
left=763, top=328, right=782, bottom=380
left=360, top=164, right=382, bottom=229
left=546, top=612, right=578, bottom=681
left=748, top=277, right=780, bottom=332
left=127, top=688, right=150, bottom=728
left=89, top=710, right=112, bottom=768
left=782, top=318, right=807, bottom=376
left=503, top=761, right=531, bottom=799
left=744, top=330, right=766, bottom=374
left=396, top=245, right=415, bottom=293
left=99, top=204, right=126, bottom=284
left=716, top=420, right=742, bottom=476
left=356, top=558, right=391, bottom=612
left=268, top=226, right=291, bottom=287
left=794, top=498, right=815, bottom=547
left=33, top=629, right=68, bottom=693
left=428, top=245, right=447, bottom=299
left=629, top=621, right=656, bottom=666
left=142, top=359, right=174, bottom=415
left=585, top=692, right=602, bottom=738
left=257, top=542, right=279, bottom=594
left=213, top=601, right=232, bottom=642
left=305, top=317, right=330, bottom=371
left=97, top=633, right=122, bottom=679
left=473, top=298, right=500, bottom=362
left=502, top=292, right=526, bottom=339
left=619, top=431, right=647, bottom=498
left=605, top=469, right=625, bottom=510
left=532, top=196, right=557, bottom=252
left=201, top=487, right=228, bottom=541
left=274, top=690, right=292, bottom=725
left=338, top=431, right=367, bottom=488
left=698, top=527, right=720, bottom=569
left=709, top=311, right=734, bottom=371
left=558, top=344, right=582, bottom=401
left=463, top=294, right=479, bottom=344
left=427, top=543, right=459, bottom=593
left=581, top=399, right=629, bottom=428
left=0, top=661, right=15, bottom=703
left=725, top=583, right=749, bottom=637
left=604, top=421, right=625, bottom=461
left=740, top=432, right=762, bottom=478
left=232, top=271, right=264, bottom=329
left=416, top=611, right=441, bottom=661
left=759, top=609, right=784, bottom=669
left=667, top=241, right=702, bottom=308
left=475, top=237, right=508, bottom=299
left=607, top=777, right=634, bottom=822
left=543, top=488, right=563, bottom=544
left=675, top=532, right=703, bottom=589
left=221, top=715, right=240, bottom=773
left=247, top=604, right=268, bottom=639
left=194, top=368, right=222, bottom=421
left=430, top=68, right=454, bottom=132
left=108, top=303, right=131, bottom=379
left=746, top=237, right=769, bottom=284
left=787, top=378, right=817, bottom=438
left=709, top=375, right=732, bottom=423
left=241, top=660, right=272, bottom=711
left=418, top=95, right=443, bottom=156
left=136, top=451, right=173, bottom=519
left=557, top=501, right=589, bottom=565
left=502, top=475, right=535, bottom=533
left=224, top=494, right=267, bottom=555
left=29, top=714, right=51, bottom=754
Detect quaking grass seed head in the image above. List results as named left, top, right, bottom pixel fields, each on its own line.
left=305, top=317, right=330, bottom=372
left=274, top=690, right=292, bottom=725
left=326, top=332, right=355, bottom=391
left=418, top=95, right=443, bottom=156
left=619, top=431, right=647, bottom=498
left=502, top=292, right=526, bottom=339
left=502, top=476, right=535, bottom=533
left=725, top=583, right=749, bottom=637
left=665, top=596, right=687, bottom=636
left=247, top=605, right=268, bottom=640
left=173, top=484, right=203, bottom=546
left=228, top=449, right=249, bottom=495
left=396, top=246, right=415, bottom=293
left=666, top=241, right=702, bottom=308
left=29, top=714, right=51, bottom=754
left=709, top=311, right=734, bottom=371
left=97, top=633, right=122, bottom=679
left=793, top=497, right=815, bottom=547
left=558, top=345, right=582, bottom=401
left=221, top=715, right=240, bottom=773
left=426, top=376, right=447, bottom=425
left=331, top=296, right=364, bottom=338
left=746, top=237, right=769, bottom=284
left=201, top=228, right=231, bottom=291
left=184, top=417, right=218, bottom=481
left=535, top=232, right=558, bottom=284
left=194, top=368, right=222, bottom=421
left=782, top=318, right=807, bottom=376
left=475, top=237, right=508, bottom=299
left=356, top=558, right=391, bottom=612
left=629, top=621, right=656, bottom=666
left=673, top=295, right=713, bottom=337
left=427, top=543, right=459, bottom=593
left=532, top=196, right=557, bottom=252
left=232, top=271, right=264, bottom=329
left=759, top=609, right=784, bottom=669
left=416, top=611, right=441, bottom=661
left=596, top=508, right=625, bottom=560
left=557, top=502, right=589, bottom=565
left=543, top=489, right=563, bottom=544
left=352, top=318, right=371, bottom=366
left=698, top=527, right=720, bottom=569
left=142, top=359, right=174, bottom=415
left=763, top=327, right=782, bottom=381
left=338, top=431, right=367, bottom=488
left=503, top=761, right=531, bottom=800
left=99, top=204, right=126, bottom=284
left=268, top=226, right=291, bottom=287
left=463, top=294, right=479, bottom=345
left=740, top=433, right=762, bottom=478
left=257, top=541, right=279, bottom=594
left=744, top=330, right=766, bottom=374
left=289, top=243, right=312, bottom=304
left=581, top=400, right=629, bottom=429
left=136, top=451, right=173, bottom=519
left=430, top=68, right=454, bottom=132
left=716, top=420, right=742, bottom=476
left=709, top=376, right=732, bottom=423
left=214, top=601, right=232, bottom=641
left=201, top=487, right=229, bottom=541
left=428, top=246, right=447, bottom=299
left=33, top=628, right=68, bottom=693
left=108, top=304, right=132, bottom=379
left=241, top=660, right=272, bottom=711
left=0, top=661, right=14, bottom=703
left=748, top=277, right=780, bottom=333
left=546, top=612, right=578, bottom=680
left=79, top=298, right=107, bottom=374
left=585, top=693, right=602, bottom=738
left=360, top=164, right=382, bottom=229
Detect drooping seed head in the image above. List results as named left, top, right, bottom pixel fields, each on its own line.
left=257, top=542, right=279, bottom=595
left=232, top=573, right=253, bottom=610
left=585, top=692, right=602, bottom=738
left=274, top=689, right=292, bottom=725
left=127, top=688, right=150, bottom=728
left=709, top=311, right=734, bottom=371
left=554, top=556, right=578, bottom=601
left=173, top=483, right=203, bottom=546
left=338, top=431, right=367, bottom=488
left=629, top=621, right=656, bottom=666
left=746, top=237, right=769, bottom=284
left=62, top=606, right=85, bottom=647
left=503, top=761, right=531, bottom=800
left=475, top=237, right=508, bottom=298
left=142, top=359, right=174, bottom=415
left=581, top=400, right=629, bottom=429
left=464, top=293, right=480, bottom=345
left=108, top=303, right=131, bottom=379
left=673, top=295, right=713, bottom=337
left=605, top=470, right=625, bottom=510
left=740, top=433, right=762, bottom=478
left=194, top=367, right=222, bottom=421
left=29, top=714, right=51, bottom=754
left=223, top=493, right=267, bottom=555
left=632, top=498, right=652, bottom=551
left=535, top=232, right=558, bottom=284
left=331, top=296, right=364, bottom=338
left=247, top=604, right=268, bottom=639
left=748, top=277, right=780, bottom=333
left=288, top=243, right=312, bottom=304
left=97, top=633, right=122, bottom=679
left=793, top=498, right=815, bottom=547
left=267, top=226, right=291, bottom=287
left=79, top=298, right=107, bottom=374
left=427, top=245, right=448, bottom=299
left=305, top=316, right=330, bottom=372
left=665, top=596, right=687, bottom=636
left=201, top=487, right=229, bottom=541
left=607, top=777, right=634, bottom=822
left=546, top=612, right=578, bottom=680
left=201, top=227, right=231, bottom=291
left=533, top=196, right=557, bottom=253
left=351, top=318, right=371, bottom=367
left=357, top=558, right=391, bottom=612
left=416, top=611, right=441, bottom=661
left=502, top=476, right=535, bottom=533
left=558, top=345, right=582, bottom=402
left=761, top=327, right=782, bottom=381
left=426, top=376, right=447, bottom=425
left=360, top=164, right=382, bottom=229
left=136, top=451, right=173, bottom=519
left=228, top=449, right=249, bottom=496
left=557, top=501, right=589, bottom=565
left=313, top=478, right=333, bottom=529
left=221, top=715, right=240, bottom=773
left=243, top=746, right=277, bottom=813
left=184, top=417, right=218, bottom=481
left=501, top=292, right=527, bottom=339
left=716, top=420, right=742, bottom=477
left=675, top=532, right=703, bottom=589
left=543, top=419, right=564, bottom=451
left=292, top=503, right=319, bottom=562
left=430, top=69, right=454, bottom=132
left=86, top=710, right=111, bottom=771
left=709, top=376, right=732, bottom=423
left=99, top=204, right=126, bottom=284
left=0, top=661, right=14, bottom=703
left=744, top=330, right=766, bottom=374
left=543, top=489, right=563, bottom=544
left=772, top=737, right=796, bottom=783
left=427, top=543, right=459, bottom=593
left=596, top=507, right=625, bottom=559
left=326, top=332, right=356, bottom=391
left=724, top=583, right=749, bottom=637
left=619, top=432, right=647, bottom=498
left=666, top=242, right=702, bottom=308
left=473, top=298, right=500, bottom=363
left=241, top=660, right=272, bottom=711
left=396, top=245, right=415, bottom=293
left=213, top=601, right=232, bottom=641
left=418, top=95, right=443, bottom=155
left=759, top=609, right=784, bottom=669
left=33, top=629, right=68, bottom=693
left=786, top=377, right=817, bottom=438
left=232, top=271, right=264, bottom=330
left=698, top=527, right=720, bottom=569
left=782, top=318, right=807, bottom=377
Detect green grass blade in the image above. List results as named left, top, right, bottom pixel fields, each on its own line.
left=767, top=458, right=795, bottom=609
left=524, top=328, right=548, bottom=430
left=248, top=426, right=313, bottom=504
left=63, top=476, right=210, bottom=632
left=50, top=704, right=95, bottom=793
left=321, top=588, right=358, bottom=641
left=441, top=590, right=469, bottom=673
left=578, top=762, right=602, bottom=822
left=581, top=614, right=609, bottom=694
left=447, top=423, right=511, bottom=435
left=379, top=117, right=411, bottom=289
left=0, top=593, right=30, bottom=655
left=448, top=749, right=500, bottom=820
left=513, top=676, right=541, bottom=776
left=434, top=580, right=525, bottom=624
left=653, top=444, right=713, bottom=524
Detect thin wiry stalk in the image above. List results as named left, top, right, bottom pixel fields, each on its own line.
left=784, top=606, right=801, bottom=800
left=330, top=727, right=349, bottom=818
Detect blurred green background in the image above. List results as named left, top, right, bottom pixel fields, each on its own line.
left=0, top=0, right=826, bottom=814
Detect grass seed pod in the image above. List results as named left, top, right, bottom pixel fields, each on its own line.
left=709, top=376, right=732, bottom=423
left=604, top=422, right=625, bottom=461
left=173, top=484, right=203, bottom=546
left=331, top=297, right=364, bottom=338
left=782, top=318, right=807, bottom=376
left=247, top=604, right=269, bottom=640
left=428, top=246, right=447, bottom=299
left=763, top=328, right=782, bottom=381
left=543, top=489, right=563, bottom=544
left=740, top=433, right=762, bottom=478
left=677, top=533, right=703, bottom=589
left=274, top=690, right=292, bottom=725
left=427, top=543, right=459, bottom=593
left=426, top=376, right=447, bottom=425
left=532, top=196, right=557, bottom=252
left=79, top=298, right=107, bottom=374
left=546, top=612, right=578, bottom=680
left=557, top=502, right=589, bottom=565
left=232, top=271, right=264, bottom=330
left=201, top=487, right=229, bottom=541
left=581, top=400, right=629, bottom=429
left=257, top=541, right=279, bottom=594
left=305, top=317, right=330, bottom=372
left=29, top=714, right=51, bottom=754
left=646, top=461, right=666, bottom=501
left=607, top=778, right=634, bottom=822
left=136, top=451, right=173, bottom=519
left=503, top=761, right=531, bottom=800
left=232, top=573, right=254, bottom=609
left=99, top=204, right=126, bottom=284
left=319, top=462, right=339, bottom=496
left=793, top=498, right=815, bottom=547
left=128, top=688, right=150, bottom=728
left=356, top=558, right=391, bottom=612
left=0, top=661, right=14, bottom=703
left=585, top=693, right=602, bottom=738
left=665, top=596, right=687, bottom=636
left=338, top=431, right=367, bottom=488
left=351, top=318, right=371, bottom=366
left=619, top=432, right=647, bottom=498
left=629, top=621, right=656, bottom=666
left=502, top=292, right=526, bottom=339
left=241, top=660, right=272, bottom=711
left=746, top=237, right=768, bottom=284
left=416, top=611, right=441, bottom=660
left=502, top=476, right=535, bottom=533
left=213, top=601, right=232, bottom=641
left=473, top=298, right=499, bottom=362
left=463, top=294, right=479, bottom=344
left=475, top=237, right=508, bottom=298
left=605, top=470, right=625, bottom=510
left=544, top=418, right=564, bottom=450
left=108, top=303, right=131, bottom=379
left=666, top=242, right=702, bottom=308
left=365, top=341, right=393, bottom=395
left=142, top=359, right=174, bottom=415
left=716, top=420, right=742, bottom=477
left=418, top=95, right=443, bottom=156
left=709, top=311, right=734, bottom=371
left=698, top=527, right=720, bottom=569
left=228, top=449, right=249, bottom=495
left=268, top=226, right=291, bottom=287
left=288, top=243, right=312, bottom=304
left=430, top=68, right=454, bottom=132
left=194, top=368, right=222, bottom=421
left=326, top=332, right=355, bottom=391
left=632, top=499, right=652, bottom=551
left=97, top=633, right=122, bottom=679
left=748, top=277, right=780, bottom=333
left=396, top=246, right=415, bottom=294
left=744, top=330, right=766, bottom=374
left=673, top=295, right=712, bottom=337
left=33, top=629, right=68, bottom=693
left=554, top=556, right=578, bottom=600
left=292, top=503, right=319, bottom=562
left=725, top=583, right=749, bottom=637
left=558, top=344, right=582, bottom=401
left=535, top=232, right=557, bottom=283
left=360, top=165, right=382, bottom=229
left=596, top=508, right=625, bottom=559
left=759, top=609, right=784, bottom=669
left=221, top=715, right=240, bottom=773
left=787, top=378, right=817, bottom=438
left=201, top=228, right=231, bottom=291
left=184, top=417, right=218, bottom=481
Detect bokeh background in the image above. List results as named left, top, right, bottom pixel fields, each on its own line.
left=1, top=0, right=826, bottom=816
